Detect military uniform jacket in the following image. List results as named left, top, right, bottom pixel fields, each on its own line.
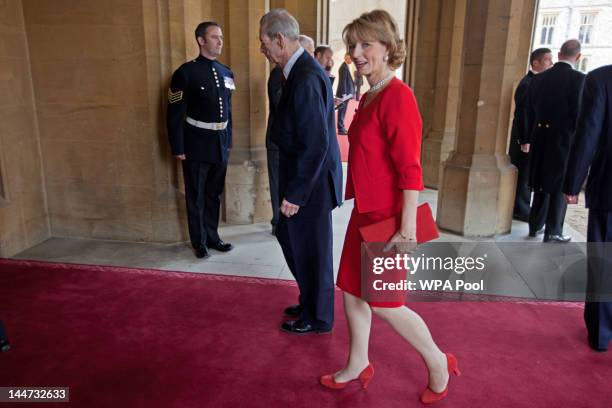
left=526, top=62, right=585, bottom=193
left=167, top=55, right=234, bottom=163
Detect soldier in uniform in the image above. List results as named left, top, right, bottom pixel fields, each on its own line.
left=167, top=21, right=234, bottom=259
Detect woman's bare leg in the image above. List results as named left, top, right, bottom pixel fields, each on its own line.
left=332, top=291, right=373, bottom=382
left=371, top=306, right=448, bottom=392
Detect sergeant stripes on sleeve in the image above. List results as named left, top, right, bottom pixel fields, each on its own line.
left=168, top=89, right=183, bottom=103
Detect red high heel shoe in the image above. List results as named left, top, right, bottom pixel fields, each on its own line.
left=319, top=363, right=374, bottom=390
left=420, top=353, right=460, bottom=404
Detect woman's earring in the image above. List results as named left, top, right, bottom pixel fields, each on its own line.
left=383, top=55, right=389, bottom=62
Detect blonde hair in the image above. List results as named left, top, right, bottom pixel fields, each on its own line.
left=342, top=10, right=406, bottom=70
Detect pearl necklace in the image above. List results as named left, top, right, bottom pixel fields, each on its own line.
left=367, top=73, right=394, bottom=93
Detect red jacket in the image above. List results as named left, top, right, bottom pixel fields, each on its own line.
left=345, top=78, right=424, bottom=213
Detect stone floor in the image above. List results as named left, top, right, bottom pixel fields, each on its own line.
left=13, top=187, right=587, bottom=290
left=565, top=192, right=588, bottom=237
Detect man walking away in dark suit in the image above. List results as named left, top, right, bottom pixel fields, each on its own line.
left=509, top=48, right=552, bottom=223
left=521, top=39, right=585, bottom=243
left=259, top=9, right=343, bottom=335
left=336, top=54, right=355, bottom=135
left=564, top=64, right=612, bottom=352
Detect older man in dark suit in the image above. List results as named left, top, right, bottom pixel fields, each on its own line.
left=266, top=35, right=316, bottom=236
left=509, top=48, right=552, bottom=223
left=564, top=64, right=612, bottom=352
left=521, top=39, right=585, bottom=242
left=259, top=9, right=343, bottom=334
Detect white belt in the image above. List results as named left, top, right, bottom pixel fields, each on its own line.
left=186, top=116, right=227, bottom=130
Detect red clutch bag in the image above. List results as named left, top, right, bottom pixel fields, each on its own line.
left=358, top=203, right=439, bottom=243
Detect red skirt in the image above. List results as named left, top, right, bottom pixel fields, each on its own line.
left=336, top=203, right=405, bottom=308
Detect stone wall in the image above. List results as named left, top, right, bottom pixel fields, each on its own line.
left=0, top=0, right=49, bottom=257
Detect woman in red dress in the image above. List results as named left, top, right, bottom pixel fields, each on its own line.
left=319, top=10, right=460, bottom=404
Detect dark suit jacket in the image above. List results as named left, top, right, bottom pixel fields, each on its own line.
left=511, top=71, right=534, bottom=146
left=564, top=64, right=612, bottom=211
left=526, top=62, right=585, bottom=192
left=271, top=51, right=343, bottom=213
left=336, top=62, right=355, bottom=98
left=266, top=66, right=283, bottom=151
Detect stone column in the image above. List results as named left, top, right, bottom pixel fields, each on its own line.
left=436, top=0, right=536, bottom=236
left=223, top=0, right=270, bottom=224
left=420, top=0, right=466, bottom=188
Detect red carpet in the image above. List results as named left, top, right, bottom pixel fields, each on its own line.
left=336, top=100, right=358, bottom=162
left=1, top=258, right=612, bottom=407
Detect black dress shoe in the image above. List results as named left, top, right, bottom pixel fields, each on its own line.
left=280, top=319, right=331, bottom=335
left=194, top=245, right=210, bottom=259
left=207, top=240, right=234, bottom=252
left=283, top=304, right=302, bottom=318
left=0, top=340, right=9, bottom=352
left=528, top=227, right=545, bottom=237
left=543, top=234, right=571, bottom=243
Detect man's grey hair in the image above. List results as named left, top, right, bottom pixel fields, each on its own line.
left=260, top=8, right=300, bottom=41
left=560, top=39, right=581, bottom=58
left=298, top=35, right=315, bottom=54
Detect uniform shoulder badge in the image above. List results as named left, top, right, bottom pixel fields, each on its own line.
left=168, top=89, right=183, bottom=103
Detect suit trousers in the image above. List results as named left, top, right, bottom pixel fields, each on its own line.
left=337, top=103, right=348, bottom=132
left=275, top=210, right=335, bottom=330
left=266, top=148, right=280, bottom=227
left=585, top=210, right=612, bottom=351
left=182, top=160, right=226, bottom=248
left=529, top=190, right=567, bottom=236
left=508, top=141, right=531, bottom=218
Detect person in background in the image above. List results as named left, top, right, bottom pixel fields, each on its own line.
left=521, top=39, right=585, bottom=243
left=509, top=48, right=552, bottom=223
left=336, top=53, right=356, bottom=135
left=315, top=45, right=335, bottom=86
left=298, top=34, right=315, bottom=56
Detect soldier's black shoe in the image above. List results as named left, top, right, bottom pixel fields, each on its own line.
left=280, top=319, right=331, bottom=335
left=195, top=245, right=210, bottom=259
left=207, top=240, right=233, bottom=252
left=543, top=234, right=571, bottom=243
left=284, top=304, right=302, bottom=318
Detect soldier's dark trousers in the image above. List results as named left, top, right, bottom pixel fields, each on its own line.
left=585, top=210, right=612, bottom=351
left=182, top=160, right=227, bottom=248
left=529, top=190, right=567, bottom=236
